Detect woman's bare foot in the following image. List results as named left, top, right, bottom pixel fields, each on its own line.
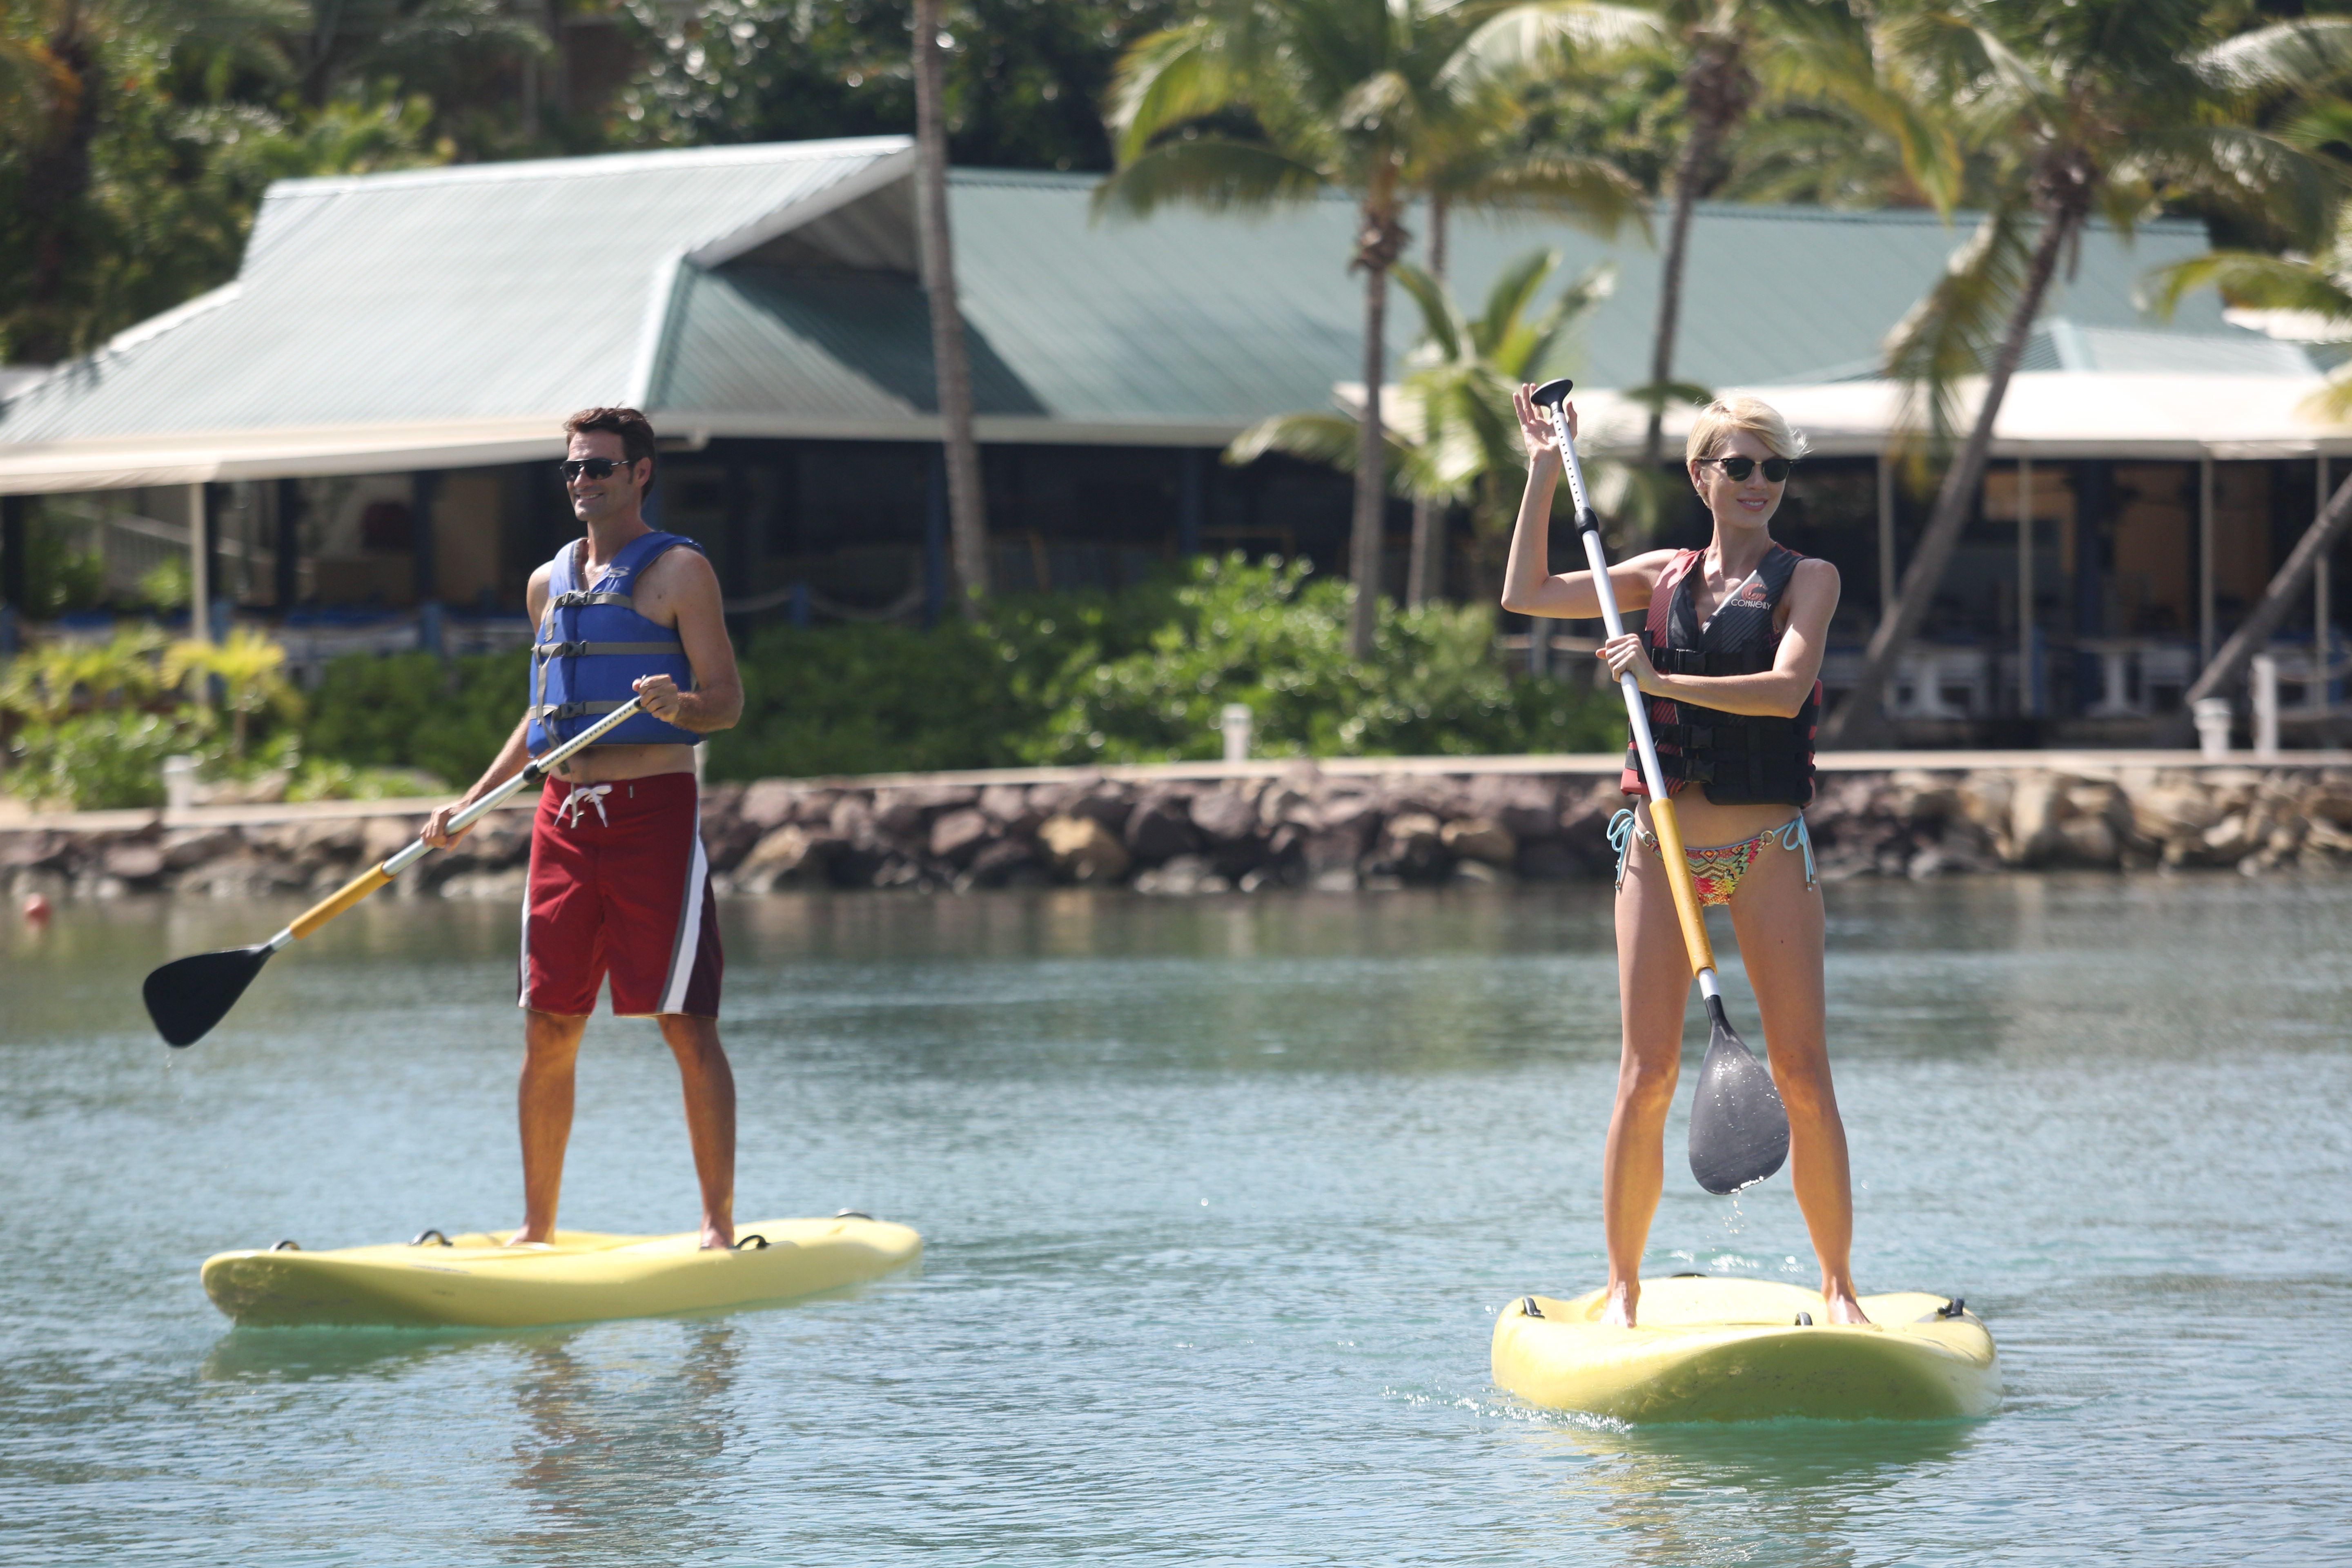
left=1599, top=1281, right=1640, bottom=1327
left=1823, top=1282, right=1871, bottom=1325
left=699, top=1223, right=733, bottom=1251
left=505, top=1228, right=554, bottom=1247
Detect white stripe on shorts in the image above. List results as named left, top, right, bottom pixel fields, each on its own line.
left=656, top=791, right=709, bottom=1014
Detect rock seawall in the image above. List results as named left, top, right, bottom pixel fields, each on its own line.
left=10, top=761, right=2352, bottom=901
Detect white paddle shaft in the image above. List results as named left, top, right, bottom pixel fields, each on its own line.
left=1541, top=400, right=1722, bottom=1003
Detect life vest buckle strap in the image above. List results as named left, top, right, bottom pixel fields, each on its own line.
left=535, top=639, right=684, bottom=661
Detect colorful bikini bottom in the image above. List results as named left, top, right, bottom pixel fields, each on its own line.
left=1608, top=809, right=1816, bottom=906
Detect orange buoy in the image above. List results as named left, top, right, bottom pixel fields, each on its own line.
left=22, top=893, right=52, bottom=925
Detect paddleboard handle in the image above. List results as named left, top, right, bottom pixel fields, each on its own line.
left=734, top=1234, right=771, bottom=1251
left=1520, top=1296, right=1544, bottom=1319
left=410, top=1229, right=452, bottom=1247
left=835, top=1210, right=875, bottom=1220
left=1937, top=1297, right=1967, bottom=1319
left=272, top=1239, right=302, bottom=1251
left=1795, top=1312, right=1813, bottom=1326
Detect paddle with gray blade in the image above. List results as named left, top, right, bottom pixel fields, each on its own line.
left=1529, top=379, right=1790, bottom=1194
left=141, top=694, right=651, bottom=1048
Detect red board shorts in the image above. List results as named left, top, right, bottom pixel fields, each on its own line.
left=519, top=771, right=722, bottom=1018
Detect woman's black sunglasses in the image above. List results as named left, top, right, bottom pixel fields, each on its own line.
left=558, top=457, right=637, bottom=481
left=1703, top=455, right=1794, bottom=483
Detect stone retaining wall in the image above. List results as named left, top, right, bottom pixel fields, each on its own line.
left=9, top=761, right=2352, bottom=902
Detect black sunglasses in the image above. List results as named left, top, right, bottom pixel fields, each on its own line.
left=1703, top=455, right=1794, bottom=483
left=558, top=457, right=638, bottom=481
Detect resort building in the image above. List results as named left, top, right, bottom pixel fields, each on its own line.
left=1, top=135, right=2343, bottom=744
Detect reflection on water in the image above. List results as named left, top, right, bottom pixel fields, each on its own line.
left=501, top=1321, right=742, bottom=1568
left=4, top=878, right=2351, bottom=1565
left=1513, top=1416, right=1976, bottom=1568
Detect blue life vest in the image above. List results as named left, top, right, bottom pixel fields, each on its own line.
left=527, top=530, right=704, bottom=752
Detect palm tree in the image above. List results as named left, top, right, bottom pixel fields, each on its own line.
left=163, top=625, right=300, bottom=757
left=913, top=0, right=989, bottom=610
left=1821, top=1, right=2352, bottom=745
left=1100, top=0, right=1643, bottom=656
left=1229, top=247, right=1613, bottom=599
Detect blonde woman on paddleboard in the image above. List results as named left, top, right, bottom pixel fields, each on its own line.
left=1500, top=388, right=1866, bottom=1330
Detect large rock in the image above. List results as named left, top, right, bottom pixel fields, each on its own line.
left=738, top=825, right=835, bottom=889
left=1039, top=814, right=1131, bottom=882
left=737, top=779, right=801, bottom=830
left=929, top=807, right=995, bottom=864
left=962, top=837, right=1046, bottom=888
left=361, top=815, right=426, bottom=862
left=979, top=782, right=1042, bottom=832
left=100, top=840, right=167, bottom=882
left=1441, top=817, right=1517, bottom=868
left=162, top=826, right=243, bottom=871
left=1189, top=786, right=1261, bottom=845
left=1124, top=792, right=1200, bottom=863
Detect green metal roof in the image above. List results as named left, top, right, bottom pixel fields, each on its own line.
left=0, top=136, right=2286, bottom=490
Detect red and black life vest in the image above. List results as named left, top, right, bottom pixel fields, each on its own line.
left=1619, top=543, right=1818, bottom=806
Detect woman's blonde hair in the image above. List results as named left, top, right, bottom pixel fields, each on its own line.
left=1685, top=396, right=1808, bottom=465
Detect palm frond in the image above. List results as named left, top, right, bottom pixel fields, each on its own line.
left=1106, top=23, right=1249, bottom=163
left=1474, top=247, right=1562, bottom=355
left=2194, top=18, right=2352, bottom=96
left=2141, top=248, right=2352, bottom=322
left=1882, top=200, right=2034, bottom=452
left=2118, top=127, right=2343, bottom=251
left=1438, top=0, right=1662, bottom=94
left=1443, top=149, right=1650, bottom=241
left=1094, top=138, right=1330, bottom=221
left=1392, top=262, right=1466, bottom=362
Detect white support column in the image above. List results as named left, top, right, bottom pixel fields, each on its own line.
left=2198, top=454, right=2215, bottom=671
left=1876, top=452, right=1896, bottom=622
left=2017, top=454, right=2034, bottom=717
left=187, top=482, right=211, bottom=643
left=2318, top=453, right=2333, bottom=713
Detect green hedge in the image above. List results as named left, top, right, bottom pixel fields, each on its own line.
left=285, top=558, right=1618, bottom=784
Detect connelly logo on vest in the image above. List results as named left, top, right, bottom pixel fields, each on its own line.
left=526, top=531, right=705, bottom=753
left=1617, top=544, right=1818, bottom=806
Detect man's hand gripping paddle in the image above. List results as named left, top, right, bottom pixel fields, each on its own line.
left=140, top=694, right=651, bottom=1048
left=1530, top=379, right=1791, bottom=1195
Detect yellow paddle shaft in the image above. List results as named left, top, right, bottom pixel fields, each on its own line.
left=273, top=693, right=650, bottom=948
left=1642, top=795, right=1718, bottom=976
left=288, top=865, right=392, bottom=940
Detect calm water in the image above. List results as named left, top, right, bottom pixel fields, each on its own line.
left=2, top=876, right=2347, bottom=1566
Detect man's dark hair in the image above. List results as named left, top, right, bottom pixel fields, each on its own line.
left=563, top=407, right=658, bottom=496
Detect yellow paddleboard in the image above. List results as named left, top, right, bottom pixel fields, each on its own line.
left=203, top=1214, right=921, bottom=1328
left=1492, top=1276, right=1999, bottom=1422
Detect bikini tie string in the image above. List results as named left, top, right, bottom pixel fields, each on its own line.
left=558, top=782, right=612, bottom=828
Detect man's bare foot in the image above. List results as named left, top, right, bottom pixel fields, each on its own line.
left=1823, top=1284, right=1871, bottom=1325
left=505, top=1228, right=554, bottom=1247
left=1599, top=1281, right=1639, bottom=1327
left=699, top=1224, right=733, bottom=1251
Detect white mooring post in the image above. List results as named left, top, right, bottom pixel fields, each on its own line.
left=2252, top=653, right=2281, bottom=760
left=163, top=755, right=199, bottom=819
left=1220, top=703, right=1253, bottom=763
left=2192, top=697, right=2234, bottom=760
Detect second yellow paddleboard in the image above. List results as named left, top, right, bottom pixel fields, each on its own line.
left=203, top=1214, right=921, bottom=1328
left=1493, top=1276, right=1999, bottom=1422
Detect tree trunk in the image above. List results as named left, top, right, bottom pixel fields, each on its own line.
left=1642, top=35, right=1748, bottom=474
left=2183, top=469, right=2352, bottom=708
left=1642, top=131, right=1710, bottom=474
left=1351, top=253, right=1390, bottom=657
left=1820, top=207, right=2079, bottom=746
left=1407, top=195, right=1448, bottom=610
left=913, top=0, right=990, bottom=611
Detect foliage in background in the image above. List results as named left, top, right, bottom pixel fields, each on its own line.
left=1033, top=555, right=1618, bottom=762
left=619, top=0, right=1178, bottom=169
left=0, top=1, right=451, bottom=362
left=295, top=649, right=519, bottom=791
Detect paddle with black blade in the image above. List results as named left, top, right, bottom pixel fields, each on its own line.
left=141, top=693, right=651, bottom=1048
left=1530, top=379, right=1791, bottom=1195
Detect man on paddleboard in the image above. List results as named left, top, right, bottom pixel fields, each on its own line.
left=423, top=407, right=744, bottom=1250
